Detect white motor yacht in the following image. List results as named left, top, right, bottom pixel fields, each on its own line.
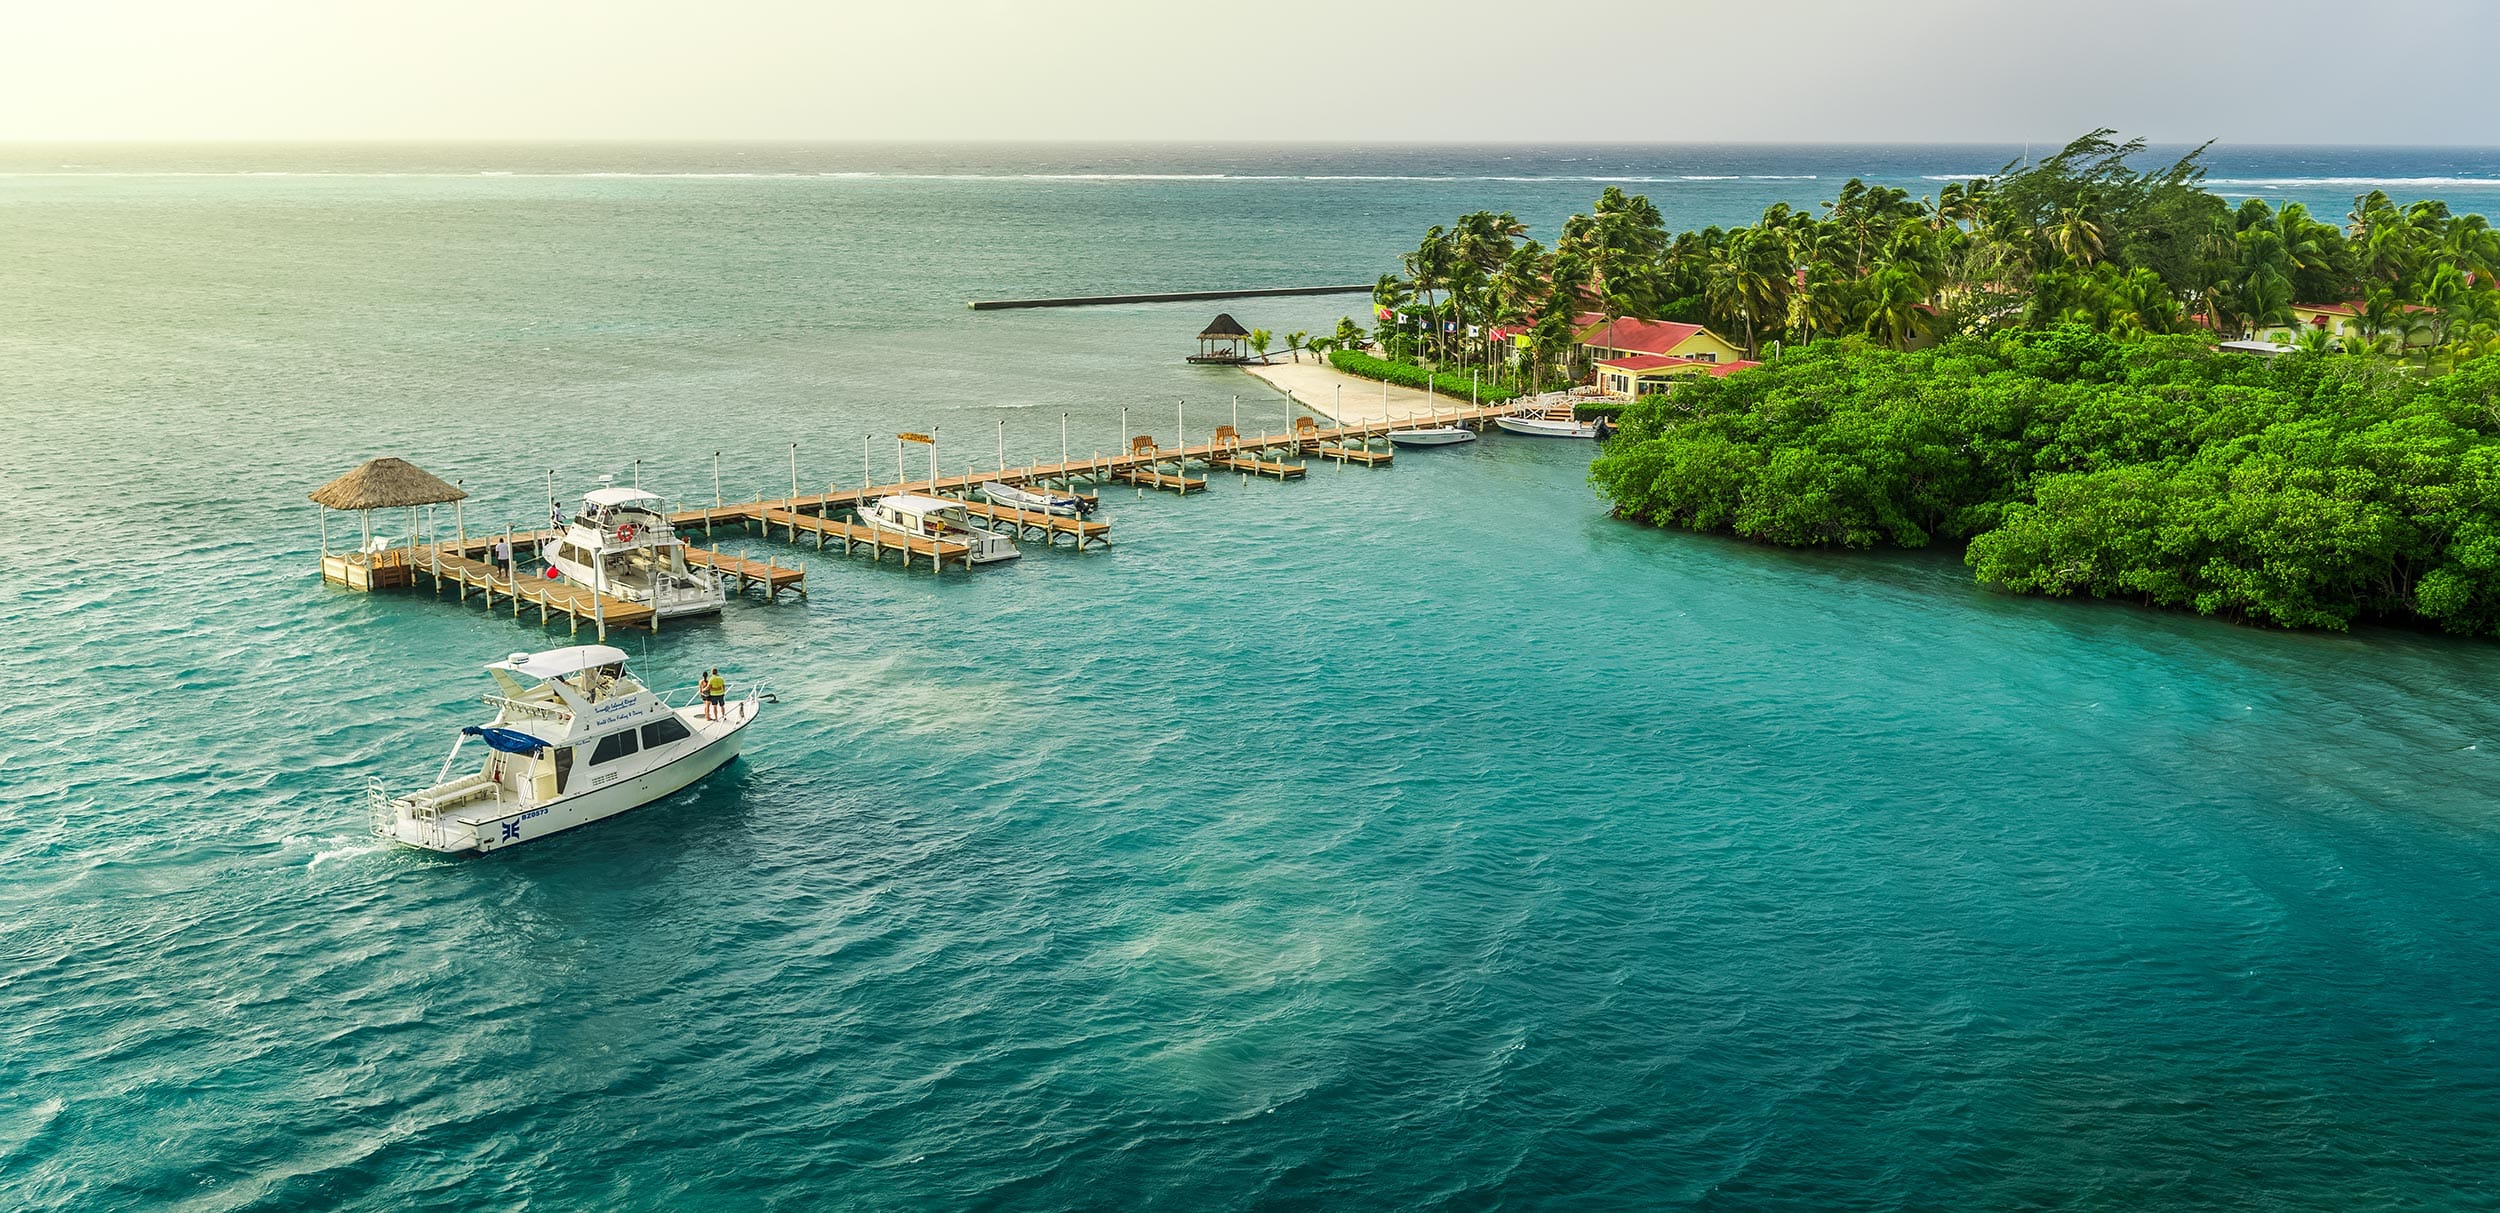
left=1388, top=426, right=1477, bottom=447
left=1493, top=414, right=1600, bottom=438
left=540, top=486, right=726, bottom=619
left=859, top=493, right=1020, bottom=563
left=980, top=480, right=1094, bottom=517
left=373, top=645, right=761, bottom=854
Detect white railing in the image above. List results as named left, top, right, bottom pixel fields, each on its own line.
left=482, top=694, right=574, bottom=725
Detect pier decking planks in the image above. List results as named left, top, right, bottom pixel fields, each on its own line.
left=683, top=547, right=807, bottom=598
left=953, top=501, right=1111, bottom=547
left=418, top=548, right=658, bottom=632
left=755, top=508, right=972, bottom=570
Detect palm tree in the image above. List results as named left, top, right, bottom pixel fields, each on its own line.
left=2226, top=227, right=2295, bottom=336
left=1856, top=266, right=1928, bottom=350
left=1705, top=229, right=1784, bottom=358
left=1248, top=328, right=1272, bottom=363
left=1285, top=330, right=1309, bottom=363
left=2049, top=205, right=2107, bottom=266
left=1369, top=275, right=1410, bottom=357
left=1334, top=316, right=1369, bottom=351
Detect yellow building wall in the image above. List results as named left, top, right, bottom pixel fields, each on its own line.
left=1663, top=331, right=1747, bottom=363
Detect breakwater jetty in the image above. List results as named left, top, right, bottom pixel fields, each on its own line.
left=968, top=284, right=1371, bottom=310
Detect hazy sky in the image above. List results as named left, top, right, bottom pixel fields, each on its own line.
left=3, top=0, right=2485, bottom=144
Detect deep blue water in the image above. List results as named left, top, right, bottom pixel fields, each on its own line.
left=4, top=144, right=2500, bottom=1210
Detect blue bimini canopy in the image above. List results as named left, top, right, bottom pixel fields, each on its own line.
left=462, top=725, right=550, bottom=756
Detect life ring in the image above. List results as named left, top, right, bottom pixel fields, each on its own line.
left=616, top=523, right=637, bottom=544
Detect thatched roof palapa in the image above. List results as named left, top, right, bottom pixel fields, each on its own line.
left=309, top=457, right=468, bottom=511
left=1198, top=313, right=1250, bottom=339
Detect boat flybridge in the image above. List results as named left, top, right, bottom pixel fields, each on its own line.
left=373, top=645, right=762, bottom=854
left=860, top=493, right=1020, bottom=563
left=541, top=486, right=727, bottom=619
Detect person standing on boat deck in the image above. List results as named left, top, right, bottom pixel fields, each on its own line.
left=703, top=669, right=727, bottom=721
left=549, top=501, right=564, bottom=532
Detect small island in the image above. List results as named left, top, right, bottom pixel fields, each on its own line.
left=1317, top=130, right=2500, bottom=635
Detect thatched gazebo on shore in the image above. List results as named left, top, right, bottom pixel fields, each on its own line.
left=311, top=457, right=467, bottom=591
left=1188, top=313, right=1252, bottom=364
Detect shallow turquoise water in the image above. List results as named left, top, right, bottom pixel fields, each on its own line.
left=7, top=146, right=2500, bottom=1210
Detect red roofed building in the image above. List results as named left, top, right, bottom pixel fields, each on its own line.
left=2257, top=300, right=2436, bottom=348
left=1594, top=353, right=1762, bottom=397
left=1575, top=315, right=1748, bottom=368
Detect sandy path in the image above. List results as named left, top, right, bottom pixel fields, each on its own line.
left=1237, top=359, right=1497, bottom=424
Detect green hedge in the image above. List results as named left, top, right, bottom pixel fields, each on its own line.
left=1328, top=350, right=1521, bottom=403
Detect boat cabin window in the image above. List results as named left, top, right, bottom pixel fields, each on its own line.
left=588, top=729, right=640, bottom=766
left=641, top=716, right=691, bottom=748
left=553, top=745, right=574, bottom=793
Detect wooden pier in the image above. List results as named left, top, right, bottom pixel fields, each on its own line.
left=661, top=404, right=1509, bottom=528
left=685, top=547, right=808, bottom=598
left=1208, top=454, right=1306, bottom=479
left=318, top=400, right=1524, bottom=637
left=757, top=508, right=972, bottom=571
left=418, top=547, right=659, bottom=634
left=1311, top=443, right=1393, bottom=466
left=1111, top=467, right=1208, bottom=495
left=955, top=501, right=1111, bottom=548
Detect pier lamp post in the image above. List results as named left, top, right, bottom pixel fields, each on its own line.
left=713, top=451, right=722, bottom=508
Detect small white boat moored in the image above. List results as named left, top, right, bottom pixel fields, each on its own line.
left=860, top=493, right=1021, bottom=563
left=980, top=480, right=1094, bottom=517
left=1493, top=414, right=1600, bottom=439
left=373, top=645, right=761, bottom=854
left=1388, top=426, right=1477, bottom=447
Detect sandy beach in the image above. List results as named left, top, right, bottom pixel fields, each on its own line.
left=1238, top=358, right=1496, bottom=424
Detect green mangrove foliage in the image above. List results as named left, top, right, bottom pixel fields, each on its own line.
left=1590, top=327, right=2500, bottom=633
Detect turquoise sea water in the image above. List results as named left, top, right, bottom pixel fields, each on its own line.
left=7, top=145, right=2500, bottom=1210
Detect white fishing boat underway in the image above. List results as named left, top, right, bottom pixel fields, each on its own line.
left=860, top=493, right=1020, bottom=563
left=373, top=645, right=762, bottom=854
left=980, top=480, right=1094, bottom=517
left=1388, top=426, right=1477, bottom=447
left=540, top=487, right=727, bottom=618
